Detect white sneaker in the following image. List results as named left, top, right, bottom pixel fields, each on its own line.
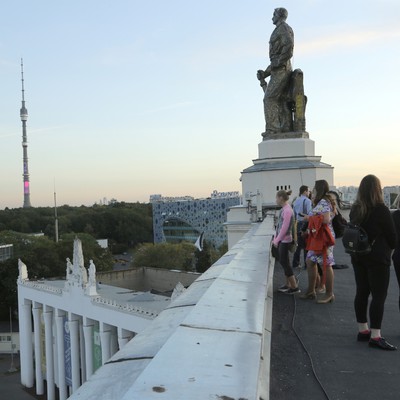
left=278, top=285, right=289, bottom=293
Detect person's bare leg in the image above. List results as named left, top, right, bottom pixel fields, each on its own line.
left=317, top=266, right=335, bottom=303
left=301, top=259, right=317, bottom=299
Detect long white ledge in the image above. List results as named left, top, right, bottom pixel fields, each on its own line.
left=69, top=216, right=275, bottom=400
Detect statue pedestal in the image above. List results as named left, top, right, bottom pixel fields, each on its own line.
left=258, top=137, right=315, bottom=159
left=242, top=136, right=334, bottom=207
left=226, top=131, right=334, bottom=248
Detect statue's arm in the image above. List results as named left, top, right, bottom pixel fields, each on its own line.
left=257, top=65, right=271, bottom=80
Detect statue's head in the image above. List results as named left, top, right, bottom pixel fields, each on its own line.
left=274, top=8, right=288, bottom=22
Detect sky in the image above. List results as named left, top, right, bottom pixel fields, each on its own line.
left=1, top=0, right=400, bottom=209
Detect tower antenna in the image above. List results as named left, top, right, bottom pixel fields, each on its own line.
left=20, top=59, right=32, bottom=208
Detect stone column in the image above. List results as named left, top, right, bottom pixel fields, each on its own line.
left=69, top=316, right=80, bottom=392
left=55, top=310, right=68, bottom=400
left=43, top=306, right=55, bottom=400
left=53, top=325, right=58, bottom=391
left=117, top=327, right=133, bottom=350
left=99, top=322, right=111, bottom=365
left=79, top=320, right=86, bottom=384
left=110, top=326, right=119, bottom=357
left=32, top=303, right=44, bottom=395
left=19, top=299, right=34, bottom=387
left=82, top=318, right=94, bottom=379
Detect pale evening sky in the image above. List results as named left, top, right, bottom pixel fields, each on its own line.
left=1, top=0, right=399, bottom=209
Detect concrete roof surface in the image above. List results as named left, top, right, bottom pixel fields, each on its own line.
left=24, top=279, right=171, bottom=314
left=270, top=239, right=400, bottom=400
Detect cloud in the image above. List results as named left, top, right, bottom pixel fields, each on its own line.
left=0, top=132, right=18, bottom=139
left=296, top=27, right=400, bottom=55
left=0, top=125, right=69, bottom=140
left=29, top=125, right=69, bottom=135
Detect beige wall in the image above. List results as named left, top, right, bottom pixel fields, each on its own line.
left=0, top=332, right=19, bottom=354
left=97, top=267, right=200, bottom=292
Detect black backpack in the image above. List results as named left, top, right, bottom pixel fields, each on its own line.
left=342, top=224, right=373, bottom=255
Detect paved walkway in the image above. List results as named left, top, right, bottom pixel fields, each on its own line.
left=0, top=354, right=38, bottom=400
left=270, top=239, right=400, bottom=400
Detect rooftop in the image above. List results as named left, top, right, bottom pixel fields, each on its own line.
left=270, top=233, right=400, bottom=400
left=20, top=278, right=171, bottom=318
left=13, top=213, right=400, bottom=400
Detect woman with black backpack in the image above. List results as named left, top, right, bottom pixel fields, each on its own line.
left=391, top=195, right=400, bottom=312
left=350, top=174, right=397, bottom=350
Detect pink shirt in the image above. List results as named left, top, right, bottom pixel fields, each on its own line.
left=273, top=203, right=293, bottom=245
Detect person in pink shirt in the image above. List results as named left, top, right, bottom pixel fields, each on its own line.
left=273, top=190, right=300, bottom=294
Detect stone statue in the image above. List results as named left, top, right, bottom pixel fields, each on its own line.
left=72, top=237, right=88, bottom=285
left=80, top=264, right=88, bottom=286
left=257, top=8, right=307, bottom=140
left=86, top=259, right=98, bottom=295
left=88, top=260, right=96, bottom=287
left=66, top=258, right=73, bottom=280
left=171, top=282, right=186, bottom=302
left=18, top=259, right=28, bottom=282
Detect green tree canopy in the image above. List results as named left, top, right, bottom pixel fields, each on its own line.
left=0, top=202, right=153, bottom=252
left=133, top=242, right=196, bottom=271
left=0, top=231, right=114, bottom=319
left=132, top=240, right=228, bottom=273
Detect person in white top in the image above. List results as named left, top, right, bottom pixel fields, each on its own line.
left=292, top=185, right=312, bottom=269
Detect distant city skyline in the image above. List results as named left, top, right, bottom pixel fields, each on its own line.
left=1, top=1, right=399, bottom=209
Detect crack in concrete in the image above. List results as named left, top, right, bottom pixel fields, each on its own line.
left=180, top=323, right=261, bottom=336
left=105, top=356, right=153, bottom=365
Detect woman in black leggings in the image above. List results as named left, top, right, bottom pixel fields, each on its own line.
left=392, top=196, right=400, bottom=311
left=350, top=175, right=397, bottom=350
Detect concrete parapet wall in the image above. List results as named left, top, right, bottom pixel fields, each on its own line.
left=69, top=215, right=275, bottom=400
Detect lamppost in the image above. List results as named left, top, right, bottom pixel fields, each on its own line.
left=9, top=307, right=17, bottom=372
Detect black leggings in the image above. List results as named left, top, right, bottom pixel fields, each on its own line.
left=393, top=250, right=400, bottom=310
left=353, top=262, right=390, bottom=329
left=393, top=250, right=400, bottom=289
left=277, top=242, right=294, bottom=277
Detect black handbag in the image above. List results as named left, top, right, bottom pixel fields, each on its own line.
left=342, top=224, right=373, bottom=255
left=271, top=244, right=279, bottom=259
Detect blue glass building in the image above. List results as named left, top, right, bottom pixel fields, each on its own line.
left=151, top=191, right=241, bottom=248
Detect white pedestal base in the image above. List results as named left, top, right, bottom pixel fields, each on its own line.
left=226, top=136, right=334, bottom=248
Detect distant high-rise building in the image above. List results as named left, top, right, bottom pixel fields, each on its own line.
left=20, top=59, right=31, bottom=208
left=337, top=186, right=358, bottom=205
left=383, top=186, right=400, bottom=208
left=337, top=185, right=400, bottom=209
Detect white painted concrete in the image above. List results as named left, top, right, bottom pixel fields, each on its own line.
left=242, top=137, right=333, bottom=207
left=32, top=304, right=44, bottom=395
left=43, top=308, right=55, bottom=400
left=55, top=312, right=68, bottom=400
left=258, top=137, right=315, bottom=159
left=17, top=241, right=172, bottom=397
left=68, top=217, right=275, bottom=400
left=225, top=205, right=253, bottom=248
left=18, top=300, right=34, bottom=387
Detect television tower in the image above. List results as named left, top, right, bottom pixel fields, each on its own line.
left=20, top=59, right=32, bottom=208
